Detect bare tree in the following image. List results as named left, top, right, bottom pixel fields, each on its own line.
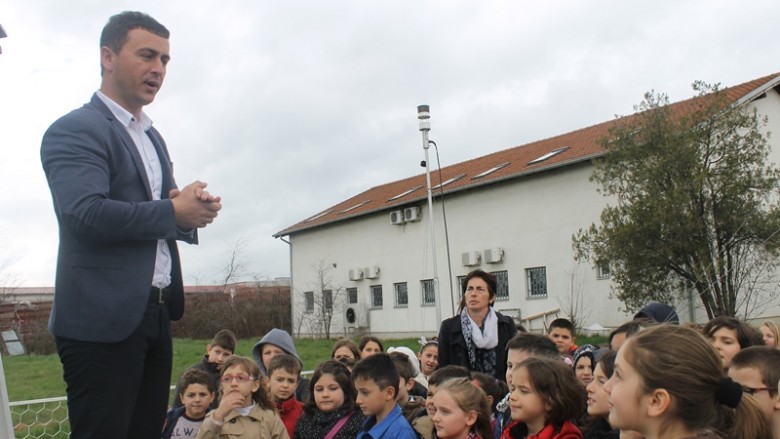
left=215, top=234, right=252, bottom=290
left=304, top=260, right=345, bottom=339
left=292, top=293, right=310, bottom=338
left=0, top=261, right=22, bottom=308
left=558, top=262, right=592, bottom=333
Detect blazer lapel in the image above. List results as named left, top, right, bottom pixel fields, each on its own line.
left=89, top=94, right=154, bottom=200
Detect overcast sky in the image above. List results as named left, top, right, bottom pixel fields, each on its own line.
left=2, top=1, right=780, bottom=287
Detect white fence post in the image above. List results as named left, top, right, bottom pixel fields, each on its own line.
left=0, top=354, right=15, bottom=438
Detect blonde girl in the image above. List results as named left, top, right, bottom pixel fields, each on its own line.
left=432, top=377, right=493, bottom=439
left=197, top=355, right=288, bottom=439
left=506, top=357, right=584, bottom=439
left=293, top=360, right=365, bottom=439
left=604, top=325, right=771, bottom=439
left=760, top=321, right=780, bottom=349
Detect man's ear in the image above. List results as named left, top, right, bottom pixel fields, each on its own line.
left=773, top=391, right=780, bottom=411
left=205, top=343, right=212, bottom=354
left=100, top=46, right=115, bottom=74
left=647, top=388, right=672, bottom=418
left=384, top=385, right=396, bottom=401
left=406, top=378, right=416, bottom=391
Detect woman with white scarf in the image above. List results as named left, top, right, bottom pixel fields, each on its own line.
left=436, top=269, right=518, bottom=382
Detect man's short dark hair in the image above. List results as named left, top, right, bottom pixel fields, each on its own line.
left=177, top=368, right=215, bottom=395
left=100, top=11, right=169, bottom=53
left=505, top=333, right=559, bottom=359
left=548, top=318, right=574, bottom=334
left=389, top=352, right=415, bottom=381
left=211, top=329, right=237, bottom=353
left=608, top=320, right=644, bottom=350
left=731, top=346, right=780, bottom=396
left=267, top=353, right=301, bottom=377
left=352, top=353, right=399, bottom=397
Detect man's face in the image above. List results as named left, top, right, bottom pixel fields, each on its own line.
left=506, top=349, right=531, bottom=384
left=355, top=377, right=393, bottom=418
left=261, top=345, right=285, bottom=369
left=728, top=366, right=776, bottom=419
left=268, top=368, right=299, bottom=402
left=180, top=383, right=214, bottom=420
left=549, top=327, right=574, bottom=354
left=206, top=345, right=232, bottom=370
left=101, top=28, right=169, bottom=116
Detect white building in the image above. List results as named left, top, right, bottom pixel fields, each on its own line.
left=275, top=72, right=780, bottom=338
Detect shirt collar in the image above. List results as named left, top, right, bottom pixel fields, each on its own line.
left=96, top=90, right=153, bottom=130
left=362, top=404, right=402, bottom=438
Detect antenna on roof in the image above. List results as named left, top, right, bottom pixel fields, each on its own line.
left=418, top=105, right=444, bottom=324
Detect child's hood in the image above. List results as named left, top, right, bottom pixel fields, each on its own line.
left=251, top=328, right=303, bottom=374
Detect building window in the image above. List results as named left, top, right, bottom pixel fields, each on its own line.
left=597, top=261, right=611, bottom=279
left=371, top=285, right=383, bottom=309
left=394, top=282, right=408, bottom=307
left=347, top=287, right=358, bottom=304
left=421, top=279, right=436, bottom=306
left=323, top=290, right=333, bottom=312
left=492, top=270, right=509, bottom=301
left=456, top=275, right=466, bottom=294
left=526, top=267, right=547, bottom=298
left=304, top=291, right=314, bottom=312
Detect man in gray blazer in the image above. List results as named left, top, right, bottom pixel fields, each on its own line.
left=40, top=11, right=221, bottom=439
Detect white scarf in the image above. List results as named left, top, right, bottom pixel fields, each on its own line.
left=466, top=307, right=499, bottom=350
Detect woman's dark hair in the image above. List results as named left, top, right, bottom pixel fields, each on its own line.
left=703, top=316, right=764, bottom=349
left=303, top=360, right=356, bottom=415
left=358, top=335, right=384, bottom=353
left=518, top=357, right=584, bottom=425
left=457, top=269, right=497, bottom=313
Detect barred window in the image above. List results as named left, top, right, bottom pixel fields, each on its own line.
left=323, top=290, right=333, bottom=312
left=371, top=285, right=383, bottom=308
left=347, top=287, right=358, bottom=304
left=394, top=282, right=408, bottom=307
left=526, top=267, right=547, bottom=298
left=492, top=270, right=509, bottom=300
left=304, top=291, right=314, bottom=312
left=421, top=279, right=436, bottom=306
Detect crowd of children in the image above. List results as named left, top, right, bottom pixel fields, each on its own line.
left=164, top=297, right=780, bottom=439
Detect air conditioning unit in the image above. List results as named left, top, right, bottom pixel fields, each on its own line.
left=345, top=303, right=370, bottom=328
left=390, top=210, right=405, bottom=225
left=364, top=266, right=380, bottom=279
left=348, top=268, right=364, bottom=281
left=403, top=206, right=421, bottom=222
left=461, top=251, right=481, bottom=266
left=484, top=247, right=504, bottom=264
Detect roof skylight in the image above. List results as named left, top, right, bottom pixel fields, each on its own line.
left=340, top=200, right=371, bottom=214
left=304, top=209, right=333, bottom=222
left=472, top=162, right=511, bottom=180
left=433, top=173, right=466, bottom=190
left=528, top=147, right=569, bottom=165
left=387, top=185, right=423, bottom=202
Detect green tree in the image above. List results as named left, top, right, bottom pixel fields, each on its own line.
left=573, top=81, right=780, bottom=319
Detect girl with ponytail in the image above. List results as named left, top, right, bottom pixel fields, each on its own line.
left=604, top=325, right=771, bottom=439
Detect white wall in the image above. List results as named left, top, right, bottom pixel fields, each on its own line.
left=290, top=162, right=633, bottom=337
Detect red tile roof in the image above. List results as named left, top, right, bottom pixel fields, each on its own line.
left=274, top=73, right=780, bottom=238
